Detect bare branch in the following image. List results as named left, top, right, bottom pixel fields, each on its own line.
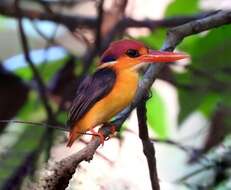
left=36, top=124, right=112, bottom=189
left=0, top=2, right=96, bottom=30
left=40, top=0, right=94, bottom=7
left=0, top=2, right=218, bottom=34
left=164, top=10, right=231, bottom=51
left=94, top=0, right=105, bottom=48
left=150, top=138, right=192, bottom=153
left=15, top=0, right=54, bottom=120
left=137, top=97, right=160, bottom=190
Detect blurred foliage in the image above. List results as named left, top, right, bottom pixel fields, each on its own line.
left=139, top=29, right=166, bottom=50
left=176, top=25, right=231, bottom=124
left=15, top=57, right=69, bottom=82
left=165, top=0, right=200, bottom=17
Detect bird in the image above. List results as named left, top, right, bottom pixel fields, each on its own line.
left=66, top=39, right=187, bottom=147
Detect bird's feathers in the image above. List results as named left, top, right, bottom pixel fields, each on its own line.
left=67, top=67, right=116, bottom=130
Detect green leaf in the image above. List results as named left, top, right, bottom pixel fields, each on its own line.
left=177, top=88, right=205, bottom=124
left=198, top=93, right=221, bottom=118
left=175, top=69, right=209, bottom=124
left=189, top=26, right=231, bottom=80
left=223, top=92, right=231, bottom=108
left=14, top=67, right=32, bottom=80
left=146, top=90, right=168, bottom=138
left=165, top=0, right=199, bottom=17
left=178, top=26, right=231, bottom=77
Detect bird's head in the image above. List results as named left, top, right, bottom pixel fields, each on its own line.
left=99, top=39, right=188, bottom=71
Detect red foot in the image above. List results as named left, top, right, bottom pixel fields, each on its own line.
left=90, top=129, right=105, bottom=145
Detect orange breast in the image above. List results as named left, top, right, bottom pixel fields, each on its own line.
left=78, top=69, right=139, bottom=130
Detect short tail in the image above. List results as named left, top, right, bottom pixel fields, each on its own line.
left=66, top=131, right=81, bottom=147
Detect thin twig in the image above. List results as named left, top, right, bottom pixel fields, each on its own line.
left=163, top=11, right=231, bottom=51
left=95, top=0, right=104, bottom=49
left=150, top=138, right=192, bottom=153
left=15, top=0, right=54, bottom=120
left=177, top=165, right=214, bottom=182
left=40, top=0, right=94, bottom=7
left=0, top=2, right=219, bottom=31
left=0, top=2, right=96, bottom=30
left=137, top=96, right=160, bottom=190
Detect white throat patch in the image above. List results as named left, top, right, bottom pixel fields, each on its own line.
left=98, top=61, right=117, bottom=69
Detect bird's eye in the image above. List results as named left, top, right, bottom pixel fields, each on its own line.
left=126, top=49, right=140, bottom=58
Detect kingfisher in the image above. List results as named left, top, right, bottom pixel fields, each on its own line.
left=67, top=39, right=187, bottom=147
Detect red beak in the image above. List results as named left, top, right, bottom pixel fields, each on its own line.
left=139, top=49, right=188, bottom=63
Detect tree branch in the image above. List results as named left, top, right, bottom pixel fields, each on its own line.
left=137, top=96, right=160, bottom=190
left=35, top=10, right=231, bottom=190
left=163, top=10, right=231, bottom=51
left=36, top=124, right=112, bottom=189
left=94, top=0, right=105, bottom=49
left=0, top=2, right=219, bottom=32
left=40, top=0, right=94, bottom=7
left=16, top=0, right=54, bottom=120
left=0, top=2, right=96, bottom=30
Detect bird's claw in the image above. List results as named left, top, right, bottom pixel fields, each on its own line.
left=90, top=129, right=105, bottom=146
left=90, top=125, right=116, bottom=145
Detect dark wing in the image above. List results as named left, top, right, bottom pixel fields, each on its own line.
left=67, top=67, right=116, bottom=129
